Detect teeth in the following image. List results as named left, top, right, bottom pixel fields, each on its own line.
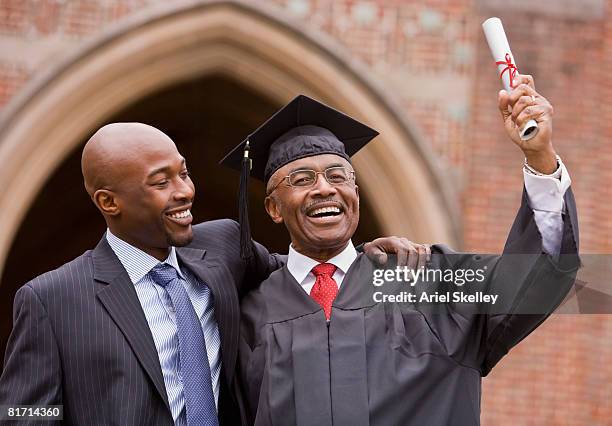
left=169, top=209, right=191, bottom=219
left=308, top=206, right=341, bottom=217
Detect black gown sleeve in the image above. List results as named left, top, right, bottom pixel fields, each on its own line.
left=480, top=187, right=580, bottom=374
left=425, top=188, right=580, bottom=376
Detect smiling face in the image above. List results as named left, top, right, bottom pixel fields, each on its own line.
left=83, top=123, right=195, bottom=260
left=265, top=153, right=360, bottom=261
left=114, top=146, right=195, bottom=257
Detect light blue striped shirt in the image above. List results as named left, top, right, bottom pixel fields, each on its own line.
left=106, top=229, right=221, bottom=426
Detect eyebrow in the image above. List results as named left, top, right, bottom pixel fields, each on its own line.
left=288, top=162, right=345, bottom=173
left=147, top=158, right=186, bottom=178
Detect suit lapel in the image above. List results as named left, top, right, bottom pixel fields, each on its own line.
left=177, top=247, right=239, bottom=387
left=92, top=237, right=170, bottom=412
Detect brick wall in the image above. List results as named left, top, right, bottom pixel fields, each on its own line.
left=1, top=0, right=610, bottom=424
left=469, top=1, right=612, bottom=423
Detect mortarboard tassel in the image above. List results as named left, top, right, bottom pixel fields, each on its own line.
left=239, top=140, right=254, bottom=260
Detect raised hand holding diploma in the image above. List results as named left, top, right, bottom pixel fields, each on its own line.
left=498, top=74, right=557, bottom=173
left=483, top=18, right=557, bottom=173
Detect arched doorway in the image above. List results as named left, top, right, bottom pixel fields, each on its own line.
left=0, top=0, right=460, bottom=357
left=1, top=73, right=386, bottom=288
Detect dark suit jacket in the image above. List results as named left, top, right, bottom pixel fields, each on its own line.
left=0, top=219, right=284, bottom=425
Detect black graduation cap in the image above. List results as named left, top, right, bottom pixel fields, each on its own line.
left=219, top=94, right=379, bottom=259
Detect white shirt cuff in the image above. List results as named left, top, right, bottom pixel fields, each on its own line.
left=523, top=158, right=571, bottom=213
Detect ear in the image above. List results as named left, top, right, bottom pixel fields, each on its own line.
left=355, top=184, right=360, bottom=204
left=93, top=189, right=120, bottom=216
left=264, top=195, right=284, bottom=224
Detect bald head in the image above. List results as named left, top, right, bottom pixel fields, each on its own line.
left=82, top=122, right=177, bottom=196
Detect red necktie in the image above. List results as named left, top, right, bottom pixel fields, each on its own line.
left=310, top=263, right=338, bottom=320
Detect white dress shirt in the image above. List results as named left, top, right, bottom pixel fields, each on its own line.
left=523, top=158, right=571, bottom=257
left=106, top=229, right=221, bottom=426
left=288, top=241, right=358, bottom=294
left=288, top=161, right=572, bottom=287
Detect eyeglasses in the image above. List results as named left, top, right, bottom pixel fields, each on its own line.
left=268, top=166, right=356, bottom=194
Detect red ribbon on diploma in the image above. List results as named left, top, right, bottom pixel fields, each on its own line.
left=496, top=53, right=517, bottom=89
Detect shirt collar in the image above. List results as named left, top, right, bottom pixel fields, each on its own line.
left=287, top=240, right=357, bottom=284
left=105, top=228, right=184, bottom=284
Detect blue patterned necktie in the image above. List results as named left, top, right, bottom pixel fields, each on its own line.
left=149, top=263, right=219, bottom=426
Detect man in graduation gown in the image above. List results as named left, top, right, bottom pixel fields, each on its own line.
left=221, top=74, right=580, bottom=426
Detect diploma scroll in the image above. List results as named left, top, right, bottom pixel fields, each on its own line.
left=482, top=17, right=538, bottom=141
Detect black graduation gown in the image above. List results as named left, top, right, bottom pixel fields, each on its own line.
left=238, top=189, right=580, bottom=426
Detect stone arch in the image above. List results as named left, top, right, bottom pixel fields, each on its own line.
left=0, top=0, right=460, bottom=278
